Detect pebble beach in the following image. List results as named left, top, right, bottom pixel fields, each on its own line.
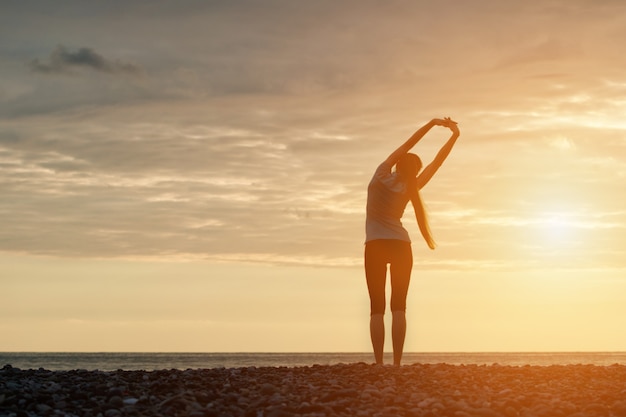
left=2, top=362, right=626, bottom=417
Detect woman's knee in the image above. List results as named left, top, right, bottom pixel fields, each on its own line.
left=370, top=299, right=386, bottom=315
left=390, top=298, right=407, bottom=312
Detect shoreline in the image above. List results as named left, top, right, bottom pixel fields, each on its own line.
left=2, top=362, right=626, bottom=416
left=3, top=351, right=626, bottom=371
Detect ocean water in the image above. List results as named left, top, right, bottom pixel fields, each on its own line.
left=1, top=352, right=626, bottom=371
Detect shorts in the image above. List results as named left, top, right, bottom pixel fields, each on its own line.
left=364, top=239, right=413, bottom=315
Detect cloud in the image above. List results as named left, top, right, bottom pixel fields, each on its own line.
left=0, top=104, right=368, bottom=264
left=1, top=0, right=626, bottom=271
left=29, top=45, right=141, bottom=75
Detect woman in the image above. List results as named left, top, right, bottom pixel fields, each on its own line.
left=365, top=117, right=460, bottom=366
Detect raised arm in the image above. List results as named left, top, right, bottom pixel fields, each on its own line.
left=415, top=120, right=460, bottom=189
left=383, top=118, right=448, bottom=166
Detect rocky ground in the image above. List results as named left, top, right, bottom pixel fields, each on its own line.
left=2, top=362, right=626, bottom=417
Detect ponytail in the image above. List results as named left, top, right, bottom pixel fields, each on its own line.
left=407, top=177, right=436, bottom=250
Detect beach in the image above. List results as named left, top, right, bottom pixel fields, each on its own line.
left=2, top=362, right=626, bottom=417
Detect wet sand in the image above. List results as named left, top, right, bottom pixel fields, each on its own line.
left=2, top=362, right=626, bottom=416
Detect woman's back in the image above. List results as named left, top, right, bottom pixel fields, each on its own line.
left=365, top=162, right=411, bottom=243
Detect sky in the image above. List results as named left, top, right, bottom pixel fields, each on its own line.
left=2, top=0, right=626, bottom=353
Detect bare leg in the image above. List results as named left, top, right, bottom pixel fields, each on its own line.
left=392, top=310, right=406, bottom=366
left=370, top=313, right=385, bottom=365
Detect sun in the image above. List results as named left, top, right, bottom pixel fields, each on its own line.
left=530, top=206, right=586, bottom=259
left=540, top=212, right=574, bottom=243
left=513, top=206, right=585, bottom=273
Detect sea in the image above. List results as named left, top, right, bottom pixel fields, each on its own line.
left=1, top=352, right=626, bottom=371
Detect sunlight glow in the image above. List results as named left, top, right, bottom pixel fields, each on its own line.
left=538, top=212, right=575, bottom=245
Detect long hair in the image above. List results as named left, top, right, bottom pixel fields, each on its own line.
left=397, top=153, right=436, bottom=249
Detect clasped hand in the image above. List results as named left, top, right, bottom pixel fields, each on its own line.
left=433, top=117, right=459, bottom=134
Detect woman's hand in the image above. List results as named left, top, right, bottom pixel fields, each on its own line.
left=433, top=117, right=458, bottom=128
left=445, top=118, right=460, bottom=135
left=443, top=117, right=457, bottom=126
left=431, top=118, right=448, bottom=126
left=441, top=117, right=459, bottom=135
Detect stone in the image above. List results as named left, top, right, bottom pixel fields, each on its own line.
left=259, top=383, right=277, bottom=395
left=107, top=395, right=124, bottom=409
left=105, top=409, right=122, bottom=417
left=35, top=403, right=53, bottom=414
left=1, top=362, right=626, bottom=417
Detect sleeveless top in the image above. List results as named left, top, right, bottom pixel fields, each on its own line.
left=365, top=162, right=411, bottom=243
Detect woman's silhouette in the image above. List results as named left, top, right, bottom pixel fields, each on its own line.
left=365, top=117, right=460, bottom=366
